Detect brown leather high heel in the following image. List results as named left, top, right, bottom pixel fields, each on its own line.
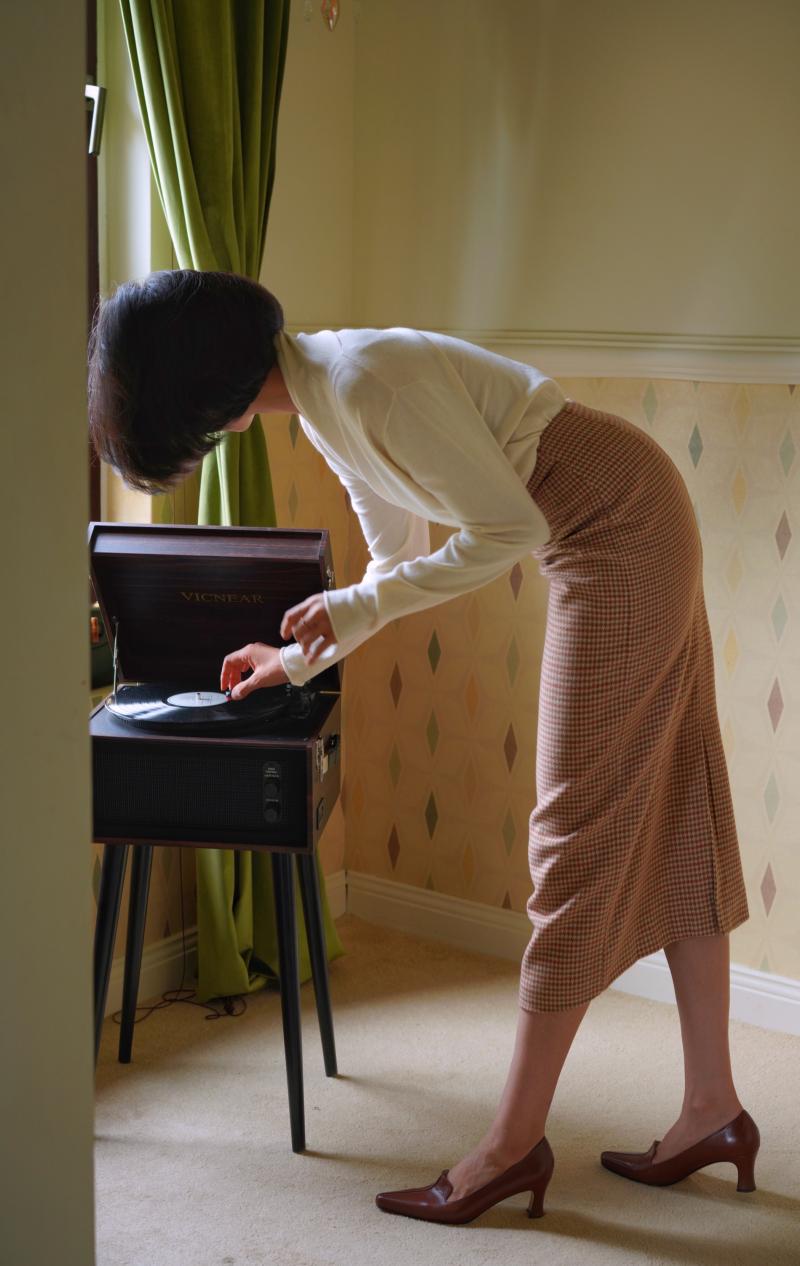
left=601, top=1108, right=760, bottom=1191
left=375, top=1135, right=554, bottom=1225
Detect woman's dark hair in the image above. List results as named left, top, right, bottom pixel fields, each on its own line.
left=87, top=269, right=284, bottom=492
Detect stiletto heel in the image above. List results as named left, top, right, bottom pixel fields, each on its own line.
left=526, top=1179, right=547, bottom=1218
left=376, top=1135, right=555, bottom=1225
left=601, top=1108, right=760, bottom=1190
left=735, top=1151, right=757, bottom=1192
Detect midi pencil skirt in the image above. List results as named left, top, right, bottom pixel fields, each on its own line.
left=518, top=398, right=750, bottom=1012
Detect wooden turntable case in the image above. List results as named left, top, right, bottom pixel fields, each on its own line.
left=88, top=521, right=343, bottom=853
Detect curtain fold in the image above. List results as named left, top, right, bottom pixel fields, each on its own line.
left=119, top=0, right=345, bottom=1001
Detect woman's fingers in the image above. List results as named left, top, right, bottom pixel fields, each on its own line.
left=221, top=643, right=286, bottom=697
left=220, top=645, right=254, bottom=693
left=281, top=597, right=314, bottom=641
left=220, top=599, right=335, bottom=689
left=230, top=669, right=263, bottom=701
left=281, top=594, right=335, bottom=658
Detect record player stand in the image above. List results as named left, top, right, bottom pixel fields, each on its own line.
left=93, top=842, right=337, bottom=1154
left=118, top=844, right=153, bottom=1063
left=93, top=842, right=129, bottom=1063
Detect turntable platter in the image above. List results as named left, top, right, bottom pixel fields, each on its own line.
left=104, top=682, right=306, bottom=734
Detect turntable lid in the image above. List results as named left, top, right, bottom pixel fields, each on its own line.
left=88, top=522, right=342, bottom=691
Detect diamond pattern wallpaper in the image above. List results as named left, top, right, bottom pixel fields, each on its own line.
left=270, top=375, right=799, bottom=982
left=93, top=375, right=799, bottom=983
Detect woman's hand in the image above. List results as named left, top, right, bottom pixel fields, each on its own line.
left=220, top=642, right=289, bottom=700
left=281, top=591, right=336, bottom=666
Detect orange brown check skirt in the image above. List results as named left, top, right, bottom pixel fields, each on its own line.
left=518, top=398, right=750, bottom=1012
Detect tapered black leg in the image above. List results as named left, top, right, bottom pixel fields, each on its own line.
left=118, top=845, right=154, bottom=1064
left=297, top=849, right=337, bottom=1076
left=272, top=851, right=305, bottom=1153
left=93, top=843, right=129, bottom=1065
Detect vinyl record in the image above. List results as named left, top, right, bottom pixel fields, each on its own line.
left=104, top=681, right=299, bottom=733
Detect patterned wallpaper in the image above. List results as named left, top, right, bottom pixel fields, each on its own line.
left=95, top=375, right=799, bottom=984
left=270, top=374, right=799, bottom=983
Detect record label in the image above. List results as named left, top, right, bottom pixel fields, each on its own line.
left=166, top=690, right=228, bottom=708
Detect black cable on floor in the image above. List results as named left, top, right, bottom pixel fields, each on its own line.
left=109, top=850, right=249, bottom=1027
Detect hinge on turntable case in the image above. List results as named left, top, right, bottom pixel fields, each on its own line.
left=111, top=617, right=120, bottom=703
left=314, top=736, right=328, bottom=779
left=325, top=564, right=335, bottom=588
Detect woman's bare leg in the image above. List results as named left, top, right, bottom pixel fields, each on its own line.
left=652, top=931, right=743, bottom=1163
left=444, top=931, right=743, bottom=1198
left=444, top=998, right=590, bottom=1200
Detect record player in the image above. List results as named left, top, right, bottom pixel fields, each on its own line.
left=89, top=521, right=342, bottom=851
left=89, top=522, right=342, bottom=1153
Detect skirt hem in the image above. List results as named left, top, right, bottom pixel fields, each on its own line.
left=517, top=903, right=750, bottom=1014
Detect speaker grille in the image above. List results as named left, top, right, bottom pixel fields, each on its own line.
left=93, top=740, right=306, bottom=847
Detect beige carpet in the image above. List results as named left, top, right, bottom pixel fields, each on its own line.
left=95, top=914, right=799, bottom=1266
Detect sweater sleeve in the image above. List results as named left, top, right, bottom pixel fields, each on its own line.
left=321, top=377, right=552, bottom=649
left=279, top=458, right=431, bottom=687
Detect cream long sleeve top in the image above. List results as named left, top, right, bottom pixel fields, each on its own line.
left=273, top=327, right=567, bottom=688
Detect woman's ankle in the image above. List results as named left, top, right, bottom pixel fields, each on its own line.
left=680, top=1091, right=743, bottom=1121
left=484, top=1125, right=546, bottom=1166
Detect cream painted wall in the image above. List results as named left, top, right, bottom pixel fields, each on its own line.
left=351, top=0, right=800, bottom=340
left=0, top=3, right=95, bottom=1263
left=262, top=0, right=356, bottom=324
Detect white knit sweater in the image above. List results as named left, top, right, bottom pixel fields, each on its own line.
left=273, top=327, right=566, bottom=687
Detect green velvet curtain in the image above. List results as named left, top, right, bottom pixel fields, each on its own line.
left=119, top=0, right=345, bottom=1001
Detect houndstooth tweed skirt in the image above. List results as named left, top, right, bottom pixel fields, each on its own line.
left=518, top=398, right=750, bottom=1012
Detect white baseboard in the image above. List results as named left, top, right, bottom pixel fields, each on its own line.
left=344, top=869, right=800, bottom=1037
left=324, top=867, right=347, bottom=920
left=105, top=867, right=349, bottom=1017
left=106, top=866, right=799, bottom=1036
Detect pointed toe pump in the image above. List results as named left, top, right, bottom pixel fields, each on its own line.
left=375, top=1135, right=555, bottom=1225
left=600, top=1108, right=760, bottom=1192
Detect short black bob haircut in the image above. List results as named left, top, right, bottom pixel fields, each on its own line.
left=87, top=269, right=284, bottom=493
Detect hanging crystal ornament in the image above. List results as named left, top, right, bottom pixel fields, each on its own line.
left=321, top=0, right=339, bottom=31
